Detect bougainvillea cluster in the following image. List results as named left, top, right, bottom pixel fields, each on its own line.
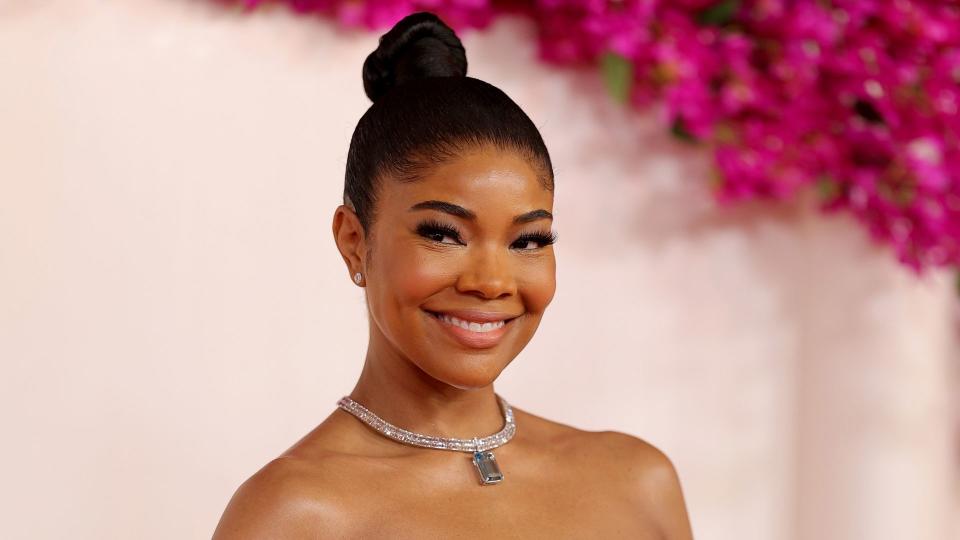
left=233, top=0, right=960, bottom=274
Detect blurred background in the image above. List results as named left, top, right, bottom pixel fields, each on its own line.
left=0, top=0, right=957, bottom=538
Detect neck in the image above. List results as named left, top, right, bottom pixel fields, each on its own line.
left=347, top=337, right=506, bottom=439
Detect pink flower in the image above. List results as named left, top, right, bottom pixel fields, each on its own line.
left=230, top=0, right=960, bottom=272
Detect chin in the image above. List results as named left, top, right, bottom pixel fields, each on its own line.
left=415, top=354, right=509, bottom=390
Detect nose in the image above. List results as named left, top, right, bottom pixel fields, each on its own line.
left=455, top=242, right=517, bottom=300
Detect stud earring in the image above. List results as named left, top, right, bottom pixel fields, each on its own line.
left=353, top=272, right=362, bottom=285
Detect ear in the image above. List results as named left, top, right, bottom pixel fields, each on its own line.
left=332, top=204, right=367, bottom=286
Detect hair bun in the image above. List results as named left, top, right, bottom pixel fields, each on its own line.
left=362, top=12, right=468, bottom=103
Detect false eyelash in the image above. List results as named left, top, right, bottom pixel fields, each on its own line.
left=415, top=219, right=464, bottom=244
left=512, top=230, right=559, bottom=250
left=415, top=219, right=558, bottom=249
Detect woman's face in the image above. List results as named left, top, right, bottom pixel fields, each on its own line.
left=342, top=146, right=556, bottom=390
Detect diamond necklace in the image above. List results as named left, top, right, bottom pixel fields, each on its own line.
left=336, top=394, right=516, bottom=485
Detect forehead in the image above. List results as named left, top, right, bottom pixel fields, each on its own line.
left=382, top=147, right=553, bottom=215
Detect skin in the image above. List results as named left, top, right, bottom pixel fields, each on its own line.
left=213, top=145, right=694, bottom=539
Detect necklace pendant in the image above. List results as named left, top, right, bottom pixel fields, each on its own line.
left=472, top=450, right=503, bottom=485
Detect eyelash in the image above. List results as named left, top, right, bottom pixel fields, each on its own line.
left=415, top=219, right=558, bottom=250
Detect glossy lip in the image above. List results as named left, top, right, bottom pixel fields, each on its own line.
left=422, top=308, right=522, bottom=349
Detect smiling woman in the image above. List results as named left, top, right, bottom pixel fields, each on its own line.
left=212, top=11, right=692, bottom=539
left=352, top=147, right=558, bottom=386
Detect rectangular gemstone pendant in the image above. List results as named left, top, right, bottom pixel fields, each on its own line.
left=472, top=450, right=503, bottom=485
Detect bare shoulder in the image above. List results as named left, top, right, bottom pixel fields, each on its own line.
left=586, top=430, right=694, bottom=540
left=513, top=407, right=680, bottom=476
left=589, top=430, right=680, bottom=481
left=212, top=455, right=348, bottom=539
left=553, top=426, right=682, bottom=490
left=212, top=410, right=391, bottom=539
left=514, top=408, right=692, bottom=539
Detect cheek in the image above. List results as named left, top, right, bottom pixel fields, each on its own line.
left=379, top=246, right=456, bottom=305
left=519, top=255, right=557, bottom=313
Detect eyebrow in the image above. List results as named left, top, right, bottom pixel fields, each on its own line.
left=408, top=200, right=553, bottom=225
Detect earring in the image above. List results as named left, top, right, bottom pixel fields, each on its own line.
left=353, top=272, right=362, bottom=285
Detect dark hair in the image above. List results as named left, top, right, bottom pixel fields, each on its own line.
left=344, top=11, right=554, bottom=233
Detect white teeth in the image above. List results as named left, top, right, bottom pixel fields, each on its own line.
left=435, top=313, right=506, bottom=333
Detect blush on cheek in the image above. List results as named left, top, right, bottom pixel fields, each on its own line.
left=387, top=249, right=456, bottom=306
left=519, top=263, right=557, bottom=313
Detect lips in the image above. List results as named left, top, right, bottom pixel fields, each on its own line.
left=423, top=309, right=521, bottom=349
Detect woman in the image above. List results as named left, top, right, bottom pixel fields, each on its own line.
left=214, top=12, right=693, bottom=539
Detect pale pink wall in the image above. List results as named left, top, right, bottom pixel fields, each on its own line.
left=0, top=1, right=956, bottom=539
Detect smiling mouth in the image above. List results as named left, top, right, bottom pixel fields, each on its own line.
left=423, top=310, right=520, bottom=333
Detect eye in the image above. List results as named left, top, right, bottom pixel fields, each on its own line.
left=511, top=231, right=558, bottom=251
left=415, top=220, right=464, bottom=245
